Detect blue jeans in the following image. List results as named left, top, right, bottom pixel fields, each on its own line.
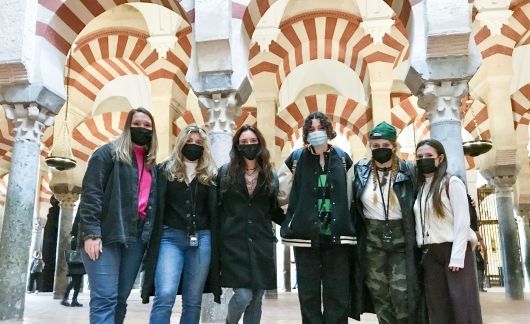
left=82, top=237, right=145, bottom=324
left=149, top=228, right=211, bottom=324
left=226, top=288, right=264, bottom=324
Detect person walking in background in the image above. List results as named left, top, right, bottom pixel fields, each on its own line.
left=142, top=125, right=221, bottom=324
left=78, top=107, right=158, bottom=324
left=62, top=216, right=86, bottom=307
left=216, top=124, right=284, bottom=324
left=350, top=122, right=425, bottom=324
left=28, top=251, right=45, bottom=294
left=278, top=112, right=354, bottom=324
left=414, top=138, right=482, bottom=324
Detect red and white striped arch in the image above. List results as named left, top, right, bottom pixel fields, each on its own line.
left=249, top=11, right=408, bottom=91
left=172, top=108, right=258, bottom=136
left=39, top=173, right=54, bottom=205
left=37, top=0, right=191, bottom=56
left=0, top=174, right=7, bottom=207
left=462, top=103, right=491, bottom=140
left=511, top=83, right=530, bottom=129
left=242, top=0, right=413, bottom=40
left=72, top=111, right=128, bottom=161
left=68, top=29, right=191, bottom=105
left=275, top=94, right=372, bottom=150
left=473, top=2, right=530, bottom=59
left=391, top=95, right=420, bottom=133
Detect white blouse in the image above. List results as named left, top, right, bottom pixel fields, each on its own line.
left=361, top=170, right=403, bottom=221
left=414, top=176, right=477, bottom=268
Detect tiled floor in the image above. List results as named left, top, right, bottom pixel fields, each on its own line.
left=6, top=288, right=530, bottom=323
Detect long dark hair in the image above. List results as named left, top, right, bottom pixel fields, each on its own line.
left=228, top=124, right=274, bottom=192
left=416, top=138, right=448, bottom=217
left=302, top=112, right=336, bottom=144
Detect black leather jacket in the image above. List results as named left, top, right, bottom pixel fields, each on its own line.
left=77, top=143, right=157, bottom=245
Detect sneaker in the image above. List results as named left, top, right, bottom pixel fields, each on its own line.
left=61, top=300, right=70, bottom=307
left=70, top=300, right=83, bottom=307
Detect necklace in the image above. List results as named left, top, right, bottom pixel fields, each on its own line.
left=245, top=167, right=257, bottom=176
left=245, top=172, right=258, bottom=193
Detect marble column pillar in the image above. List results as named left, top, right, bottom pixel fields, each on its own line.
left=0, top=103, right=54, bottom=320
left=518, top=205, right=530, bottom=291
left=417, top=81, right=468, bottom=182
left=199, top=92, right=240, bottom=166
left=199, top=92, right=239, bottom=322
left=52, top=188, right=80, bottom=299
left=491, top=175, right=525, bottom=299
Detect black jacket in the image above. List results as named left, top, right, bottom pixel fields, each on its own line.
left=141, top=165, right=221, bottom=304
left=77, top=143, right=157, bottom=245
left=278, top=146, right=355, bottom=247
left=350, top=159, right=427, bottom=323
left=214, top=165, right=284, bottom=290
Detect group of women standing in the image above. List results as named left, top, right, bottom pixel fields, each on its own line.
left=76, top=107, right=482, bottom=324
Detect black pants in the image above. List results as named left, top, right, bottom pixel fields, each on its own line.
left=423, top=243, right=483, bottom=324
left=28, top=272, right=42, bottom=292
left=64, top=275, right=83, bottom=300
left=294, top=245, right=350, bottom=324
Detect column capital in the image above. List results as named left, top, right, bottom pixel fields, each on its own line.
left=3, top=103, right=54, bottom=143
left=417, top=80, right=468, bottom=122
left=198, top=92, right=241, bottom=134
left=51, top=184, right=81, bottom=209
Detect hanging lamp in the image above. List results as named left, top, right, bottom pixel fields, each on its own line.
left=45, top=50, right=77, bottom=171
left=462, top=96, right=493, bottom=157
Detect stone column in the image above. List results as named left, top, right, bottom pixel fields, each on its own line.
left=518, top=204, right=530, bottom=291
left=255, top=96, right=277, bottom=164
left=489, top=175, right=525, bottom=299
left=199, top=92, right=240, bottom=166
left=52, top=187, right=80, bottom=299
left=0, top=103, right=54, bottom=320
left=416, top=81, right=468, bottom=182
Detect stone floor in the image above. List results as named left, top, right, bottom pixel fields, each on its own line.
left=5, top=288, right=530, bottom=323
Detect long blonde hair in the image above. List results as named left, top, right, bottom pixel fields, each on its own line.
left=164, top=125, right=217, bottom=185
left=112, top=107, right=158, bottom=168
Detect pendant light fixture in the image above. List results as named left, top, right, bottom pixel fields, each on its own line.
left=45, top=50, right=77, bottom=171
left=462, top=96, right=493, bottom=157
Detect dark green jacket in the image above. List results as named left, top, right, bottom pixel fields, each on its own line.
left=350, top=159, right=427, bottom=323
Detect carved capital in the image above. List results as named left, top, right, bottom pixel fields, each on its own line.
left=54, top=192, right=80, bottom=209
left=3, top=103, right=54, bottom=143
left=198, top=92, right=241, bottom=134
left=417, top=81, right=468, bottom=122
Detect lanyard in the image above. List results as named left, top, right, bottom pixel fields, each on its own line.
left=418, top=183, right=429, bottom=246
left=374, top=169, right=392, bottom=223
left=188, top=180, right=199, bottom=235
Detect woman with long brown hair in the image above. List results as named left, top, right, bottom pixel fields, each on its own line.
left=142, top=124, right=220, bottom=324
left=215, top=124, right=283, bottom=324
left=78, top=107, right=158, bottom=324
left=414, top=138, right=482, bottom=324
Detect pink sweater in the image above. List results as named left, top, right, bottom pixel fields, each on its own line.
left=133, top=146, right=152, bottom=220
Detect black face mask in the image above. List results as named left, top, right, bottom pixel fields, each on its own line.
left=130, top=127, right=152, bottom=146
left=238, top=144, right=260, bottom=160
left=182, top=143, right=204, bottom=161
left=417, top=158, right=437, bottom=174
left=372, top=148, right=393, bottom=164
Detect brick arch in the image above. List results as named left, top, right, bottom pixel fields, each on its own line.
left=249, top=11, right=407, bottom=91
left=71, top=111, right=129, bottom=161
left=37, top=0, right=191, bottom=56
left=511, top=83, right=530, bottom=129
left=275, top=94, right=372, bottom=150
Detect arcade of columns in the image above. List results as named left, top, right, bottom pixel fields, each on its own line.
left=1, top=0, right=530, bottom=320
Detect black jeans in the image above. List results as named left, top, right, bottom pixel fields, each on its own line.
left=294, top=244, right=351, bottom=324
left=64, top=274, right=84, bottom=300
left=28, top=272, right=42, bottom=292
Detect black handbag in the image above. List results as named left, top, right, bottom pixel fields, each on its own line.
left=65, top=249, right=83, bottom=264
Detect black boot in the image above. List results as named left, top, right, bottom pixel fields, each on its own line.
left=70, top=299, right=83, bottom=307
left=61, top=299, right=70, bottom=307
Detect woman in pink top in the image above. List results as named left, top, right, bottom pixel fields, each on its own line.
left=77, top=107, right=158, bottom=324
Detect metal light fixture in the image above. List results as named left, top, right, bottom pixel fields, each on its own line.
left=45, top=51, right=77, bottom=171
left=462, top=96, right=493, bottom=157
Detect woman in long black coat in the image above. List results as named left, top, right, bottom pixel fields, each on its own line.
left=216, top=125, right=284, bottom=324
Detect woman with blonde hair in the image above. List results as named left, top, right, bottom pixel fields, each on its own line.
left=78, top=107, right=158, bottom=324
left=142, top=124, right=221, bottom=324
